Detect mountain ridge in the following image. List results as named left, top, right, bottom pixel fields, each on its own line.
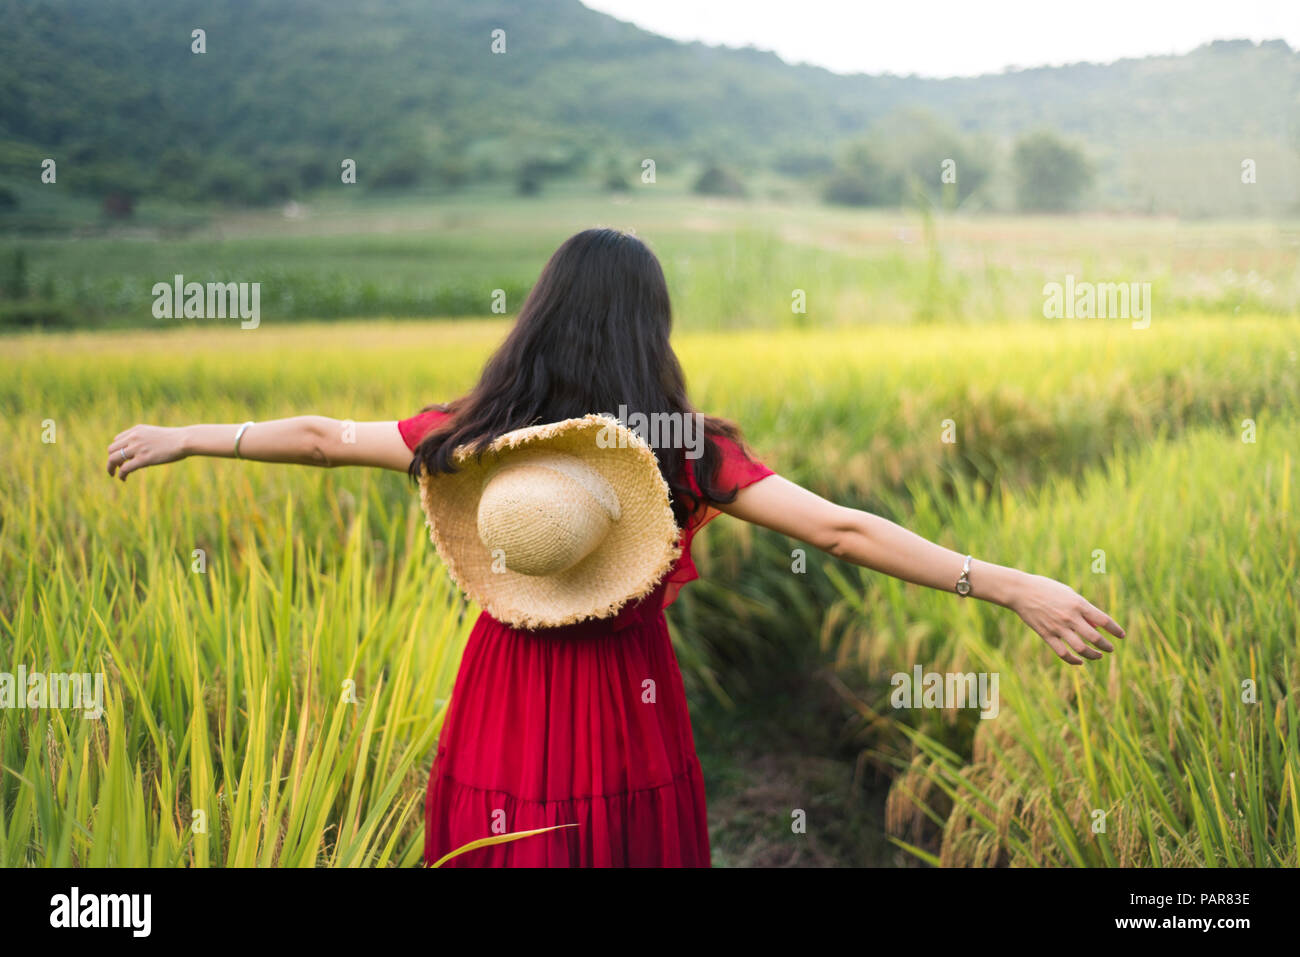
left=0, top=0, right=1295, bottom=214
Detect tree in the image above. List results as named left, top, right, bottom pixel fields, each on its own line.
left=823, top=110, right=993, bottom=210
left=867, top=108, right=992, bottom=210
left=515, top=158, right=548, bottom=196
left=3, top=249, right=29, bottom=299
left=600, top=155, right=630, bottom=192
left=154, top=148, right=205, bottom=202
left=822, top=140, right=902, bottom=206
left=1012, top=130, right=1094, bottom=212
left=693, top=163, right=747, bottom=197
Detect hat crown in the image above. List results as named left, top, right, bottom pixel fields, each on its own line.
left=476, top=451, right=621, bottom=577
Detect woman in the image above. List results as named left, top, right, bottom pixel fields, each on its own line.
left=106, top=227, right=1124, bottom=867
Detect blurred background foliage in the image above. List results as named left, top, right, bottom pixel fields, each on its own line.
left=0, top=0, right=1296, bottom=223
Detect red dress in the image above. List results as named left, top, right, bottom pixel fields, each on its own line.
left=398, top=408, right=774, bottom=867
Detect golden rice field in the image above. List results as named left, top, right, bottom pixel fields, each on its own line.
left=1, top=311, right=1297, bottom=865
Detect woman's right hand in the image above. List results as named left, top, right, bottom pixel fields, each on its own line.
left=1009, top=573, right=1126, bottom=665
left=106, top=424, right=189, bottom=481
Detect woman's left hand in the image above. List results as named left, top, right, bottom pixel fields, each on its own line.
left=1009, top=573, right=1126, bottom=665
left=107, top=425, right=187, bottom=481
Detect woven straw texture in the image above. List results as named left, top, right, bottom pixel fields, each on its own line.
left=418, top=414, right=682, bottom=630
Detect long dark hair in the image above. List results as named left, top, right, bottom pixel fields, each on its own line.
left=408, top=227, right=756, bottom=527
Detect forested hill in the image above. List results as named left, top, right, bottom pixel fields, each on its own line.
left=0, top=0, right=1295, bottom=211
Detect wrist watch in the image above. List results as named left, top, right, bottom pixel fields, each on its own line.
left=955, top=555, right=972, bottom=596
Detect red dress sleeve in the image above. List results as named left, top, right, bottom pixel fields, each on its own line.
left=662, top=432, right=774, bottom=608
left=706, top=434, right=775, bottom=498
left=398, top=406, right=453, bottom=452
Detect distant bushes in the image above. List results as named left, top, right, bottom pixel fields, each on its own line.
left=0, top=236, right=540, bottom=328
left=0, top=248, right=73, bottom=328
left=693, top=163, right=747, bottom=197
left=821, top=116, right=1099, bottom=213
left=40, top=137, right=561, bottom=209
left=0, top=97, right=1095, bottom=217
left=2, top=248, right=28, bottom=299
left=1011, top=129, right=1095, bottom=212
left=822, top=109, right=993, bottom=209
left=513, top=148, right=590, bottom=196
left=823, top=140, right=903, bottom=206
left=0, top=299, right=74, bottom=329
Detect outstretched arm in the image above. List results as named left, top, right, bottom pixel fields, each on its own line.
left=106, top=417, right=414, bottom=480
left=714, top=474, right=1125, bottom=666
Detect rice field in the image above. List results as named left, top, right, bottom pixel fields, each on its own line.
left=866, top=425, right=1298, bottom=866
left=2, top=301, right=1297, bottom=865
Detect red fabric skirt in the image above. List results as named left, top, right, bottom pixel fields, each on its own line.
left=423, top=588, right=712, bottom=867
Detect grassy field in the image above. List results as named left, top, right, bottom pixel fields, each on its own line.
left=2, top=294, right=1297, bottom=865
left=879, top=424, right=1299, bottom=866
left=3, top=190, right=1298, bottom=328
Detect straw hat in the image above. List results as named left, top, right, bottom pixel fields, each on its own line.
left=417, top=413, right=682, bottom=630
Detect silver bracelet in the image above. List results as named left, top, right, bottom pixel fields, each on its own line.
left=233, top=421, right=255, bottom=459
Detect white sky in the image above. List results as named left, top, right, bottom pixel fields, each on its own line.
left=581, top=0, right=1299, bottom=77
